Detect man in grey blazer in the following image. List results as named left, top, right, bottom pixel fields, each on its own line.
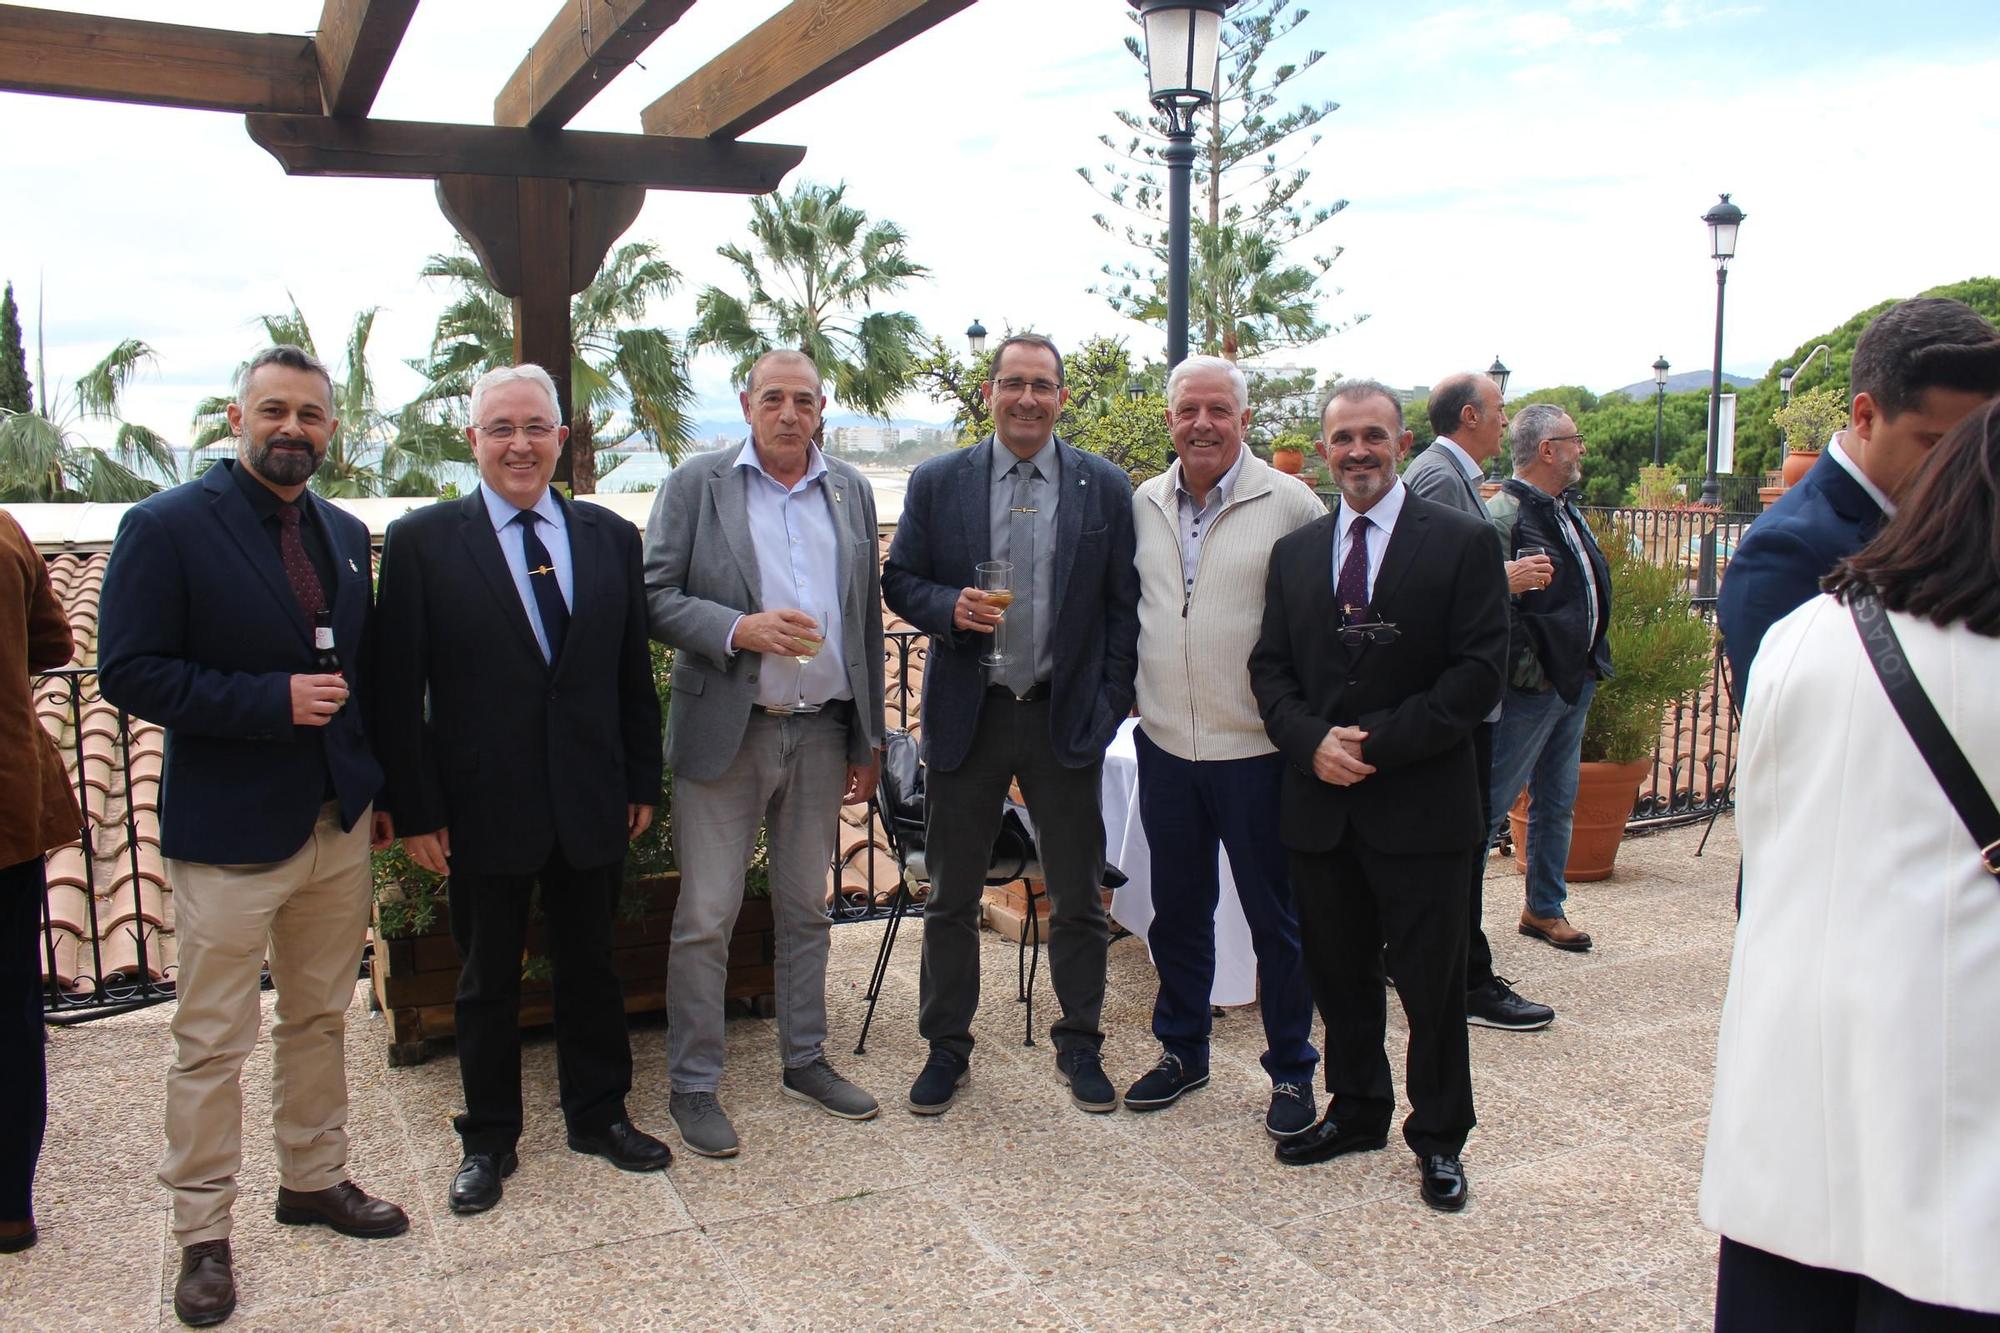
left=643, top=349, right=886, bottom=1158
left=883, top=333, right=1140, bottom=1116
left=1403, top=372, right=1556, bottom=1033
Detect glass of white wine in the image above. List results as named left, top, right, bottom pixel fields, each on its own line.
left=792, top=605, right=831, bottom=667
left=975, top=560, right=1013, bottom=668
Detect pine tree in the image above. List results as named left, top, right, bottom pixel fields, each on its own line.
left=0, top=282, right=32, bottom=414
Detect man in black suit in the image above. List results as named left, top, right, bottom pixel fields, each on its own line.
left=373, top=364, right=670, bottom=1217
left=882, top=333, right=1140, bottom=1116
left=1249, top=379, right=1508, bottom=1211
left=99, top=345, right=409, bottom=1327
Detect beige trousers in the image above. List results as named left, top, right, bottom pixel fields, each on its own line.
left=160, top=801, right=372, bottom=1245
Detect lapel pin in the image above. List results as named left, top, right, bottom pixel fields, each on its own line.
left=347, top=557, right=358, bottom=573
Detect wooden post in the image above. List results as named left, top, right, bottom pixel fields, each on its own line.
left=434, top=174, right=644, bottom=489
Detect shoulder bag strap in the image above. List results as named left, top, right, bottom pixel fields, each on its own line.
left=1849, top=591, right=2000, bottom=877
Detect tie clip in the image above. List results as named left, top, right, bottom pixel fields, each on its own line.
left=1010, top=506, right=1038, bottom=514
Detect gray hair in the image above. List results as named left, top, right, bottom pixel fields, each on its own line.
left=1509, top=403, right=1570, bottom=472
left=470, top=363, right=562, bottom=426
left=1166, top=354, right=1249, bottom=411
left=236, top=344, right=333, bottom=406
left=1318, top=378, right=1404, bottom=428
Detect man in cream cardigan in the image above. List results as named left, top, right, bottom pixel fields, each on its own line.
left=1122, top=355, right=1326, bottom=1138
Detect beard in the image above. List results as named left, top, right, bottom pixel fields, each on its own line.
left=246, top=433, right=325, bottom=487
left=1338, top=461, right=1394, bottom=508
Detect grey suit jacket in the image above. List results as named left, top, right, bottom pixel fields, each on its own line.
left=1403, top=441, right=1489, bottom=519
left=643, top=442, right=886, bottom=783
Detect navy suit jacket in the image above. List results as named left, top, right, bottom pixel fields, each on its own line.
left=882, top=437, right=1139, bottom=772
left=98, top=462, right=382, bottom=864
left=1717, top=448, right=1885, bottom=705
left=370, top=489, right=662, bottom=877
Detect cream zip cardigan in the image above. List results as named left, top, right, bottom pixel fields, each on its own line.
left=1133, top=450, right=1326, bottom=761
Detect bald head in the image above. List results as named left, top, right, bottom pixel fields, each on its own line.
left=747, top=348, right=822, bottom=395
left=1427, top=372, right=1507, bottom=461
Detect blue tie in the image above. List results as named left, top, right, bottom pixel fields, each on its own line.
left=512, top=510, right=569, bottom=663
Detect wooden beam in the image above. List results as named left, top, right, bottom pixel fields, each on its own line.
left=0, top=5, right=318, bottom=115
left=245, top=114, right=804, bottom=192
left=639, top=0, right=976, bottom=140
left=313, top=0, right=420, bottom=116
left=495, top=0, right=696, bottom=129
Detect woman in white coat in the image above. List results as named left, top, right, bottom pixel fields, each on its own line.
left=1702, top=397, right=2000, bottom=1329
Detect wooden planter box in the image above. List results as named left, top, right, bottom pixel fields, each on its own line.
left=369, top=871, right=776, bottom=1066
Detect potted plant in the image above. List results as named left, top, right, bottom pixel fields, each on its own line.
left=367, top=642, right=777, bottom=1064
left=1509, top=521, right=1715, bottom=880
left=1771, top=383, right=1847, bottom=489
left=1268, top=430, right=1311, bottom=476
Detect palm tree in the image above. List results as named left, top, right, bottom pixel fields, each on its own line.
left=191, top=301, right=462, bottom=498
left=415, top=240, right=695, bottom=494
left=690, top=180, right=929, bottom=418
left=1115, top=223, right=1332, bottom=361
left=0, top=338, right=176, bottom=502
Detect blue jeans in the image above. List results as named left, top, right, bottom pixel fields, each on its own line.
left=1487, top=677, right=1598, bottom=920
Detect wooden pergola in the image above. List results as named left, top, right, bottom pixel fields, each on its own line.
left=0, top=0, right=978, bottom=481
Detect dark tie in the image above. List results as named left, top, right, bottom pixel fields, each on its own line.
left=512, top=510, right=569, bottom=663
left=1004, top=458, right=1040, bottom=694
left=1336, top=514, right=1372, bottom=625
left=277, top=504, right=326, bottom=620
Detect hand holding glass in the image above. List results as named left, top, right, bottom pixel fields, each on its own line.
left=975, top=560, right=1013, bottom=668
left=792, top=606, right=831, bottom=666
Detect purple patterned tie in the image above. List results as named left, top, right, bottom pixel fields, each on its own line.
left=1335, top=514, right=1372, bottom=625
left=277, top=504, right=326, bottom=619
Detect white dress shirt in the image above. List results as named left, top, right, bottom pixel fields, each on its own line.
left=1332, top=478, right=1408, bottom=605
left=1827, top=433, right=1896, bottom=517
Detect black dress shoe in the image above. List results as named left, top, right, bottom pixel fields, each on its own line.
left=0, top=1220, right=35, bottom=1253
left=1465, top=975, right=1555, bottom=1031
left=449, top=1151, right=518, bottom=1215
left=567, top=1119, right=672, bottom=1172
left=173, top=1239, right=235, bottom=1327
left=1274, top=1112, right=1389, bottom=1166
left=1420, top=1154, right=1468, bottom=1211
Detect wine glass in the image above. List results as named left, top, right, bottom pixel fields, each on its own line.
left=792, top=605, right=832, bottom=667
left=975, top=560, right=1013, bottom=668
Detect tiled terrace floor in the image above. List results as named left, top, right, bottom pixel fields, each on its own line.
left=6, top=820, right=1739, bottom=1331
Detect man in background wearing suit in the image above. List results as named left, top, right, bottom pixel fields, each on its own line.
left=1250, top=380, right=1508, bottom=1211
left=1403, top=372, right=1555, bottom=1033
left=374, top=364, right=670, bottom=1219
left=883, top=333, right=1140, bottom=1116
left=643, top=349, right=885, bottom=1160
left=1720, top=298, right=2000, bottom=698
left=100, top=346, right=408, bottom=1327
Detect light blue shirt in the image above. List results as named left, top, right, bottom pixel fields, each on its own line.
left=1173, top=449, right=1244, bottom=590
left=480, top=483, right=572, bottom=663
left=735, top=443, right=851, bottom=709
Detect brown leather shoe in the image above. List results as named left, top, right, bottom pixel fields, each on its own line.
left=174, top=1239, right=235, bottom=1327
left=0, top=1218, right=36, bottom=1253
left=274, top=1181, right=410, bottom=1238
left=1519, top=910, right=1593, bottom=952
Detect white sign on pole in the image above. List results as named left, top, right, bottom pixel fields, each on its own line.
left=1709, top=392, right=1738, bottom=474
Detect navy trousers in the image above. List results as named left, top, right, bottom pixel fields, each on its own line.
left=1716, top=1238, right=2000, bottom=1331
left=1, top=856, right=47, bottom=1222
left=1134, top=727, right=1317, bottom=1086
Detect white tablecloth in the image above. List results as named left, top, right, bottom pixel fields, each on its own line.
left=1101, top=717, right=1258, bottom=1006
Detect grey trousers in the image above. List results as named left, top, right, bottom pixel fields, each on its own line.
left=668, top=709, right=849, bottom=1092
left=919, top=695, right=1109, bottom=1060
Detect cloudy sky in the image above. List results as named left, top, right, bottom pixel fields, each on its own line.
left=3, top=0, right=1996, bottom=442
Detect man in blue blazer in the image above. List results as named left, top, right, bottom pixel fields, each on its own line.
left=883, top=334, right=1140, bottom=1116
left=99, top=346, right=408, bottom=1328
left=1720, top=298, right=2000, bottom=701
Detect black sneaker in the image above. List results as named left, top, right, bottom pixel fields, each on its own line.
left=907, top=1049, right=969, bottom=1116
left=1465, top=975, right=1555, bottom=1031
left=1055, top=1046, right=1118, bottom=1113
left=1264, top=1081, right=1318, bottom=1139
left=1122, top=1051, right=1209, bottom=1111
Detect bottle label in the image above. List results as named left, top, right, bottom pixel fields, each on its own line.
left=314, top=627, right=335, bottom=651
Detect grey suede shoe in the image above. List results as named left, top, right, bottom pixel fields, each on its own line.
left=669, top=1091, right=741, bottom=1158
left=782, top=1058, right=881, bottom=1121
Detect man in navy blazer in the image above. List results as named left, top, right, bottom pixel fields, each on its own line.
left=99, top=346, right=408, bottom=1327
left=883, top=333, right=1139, bottom=1116
left=1720, top=298, right=2000, bottom=701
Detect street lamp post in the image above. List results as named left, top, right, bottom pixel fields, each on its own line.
left=1652, top=355, right=1670, bottom=465
left=1485, top=357, right=1511, bottom=477
left=965, top=318, right=987, bottom=358
left=1697, top=192, right=1744, bottom=597
left=1132, top=0, right=1230, bottom=369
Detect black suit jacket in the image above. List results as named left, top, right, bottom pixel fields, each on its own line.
left=882, top=436, right=1140, bottom=772
left=1249, top=491, right=1509, bottom=856
left=98, top=463, right=382, bottom=864
left=371, top=489, right=662, bottom=877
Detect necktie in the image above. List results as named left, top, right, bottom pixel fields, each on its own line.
left=1336, top=514, right=1372, bottom=625
left=1005, top=459, right=1039, bottom=693
left=513, top=510, right=569, bottom=664
left=277, top=504, right=326, bottom=620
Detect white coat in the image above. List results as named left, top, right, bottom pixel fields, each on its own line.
left=1700, top=593, right=2000, bottom=1313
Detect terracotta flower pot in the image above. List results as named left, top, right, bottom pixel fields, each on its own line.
left=1507, top=757, right=1651, bottom=883
left=1780, top=449, right=1818, bottom=488
left=1271, top=448, right=1304, bottom=475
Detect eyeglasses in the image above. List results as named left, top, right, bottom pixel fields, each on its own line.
left=477, top=421, right=557, bottom=442
left=1335, top=621, right=1401, bottom=646
left=1544, top=433, right=1586, bottom=446
left=990, top=377, right=1063, bottom=397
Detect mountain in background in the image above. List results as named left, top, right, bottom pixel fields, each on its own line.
left=1602, top=370, right=1758, bottom=399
